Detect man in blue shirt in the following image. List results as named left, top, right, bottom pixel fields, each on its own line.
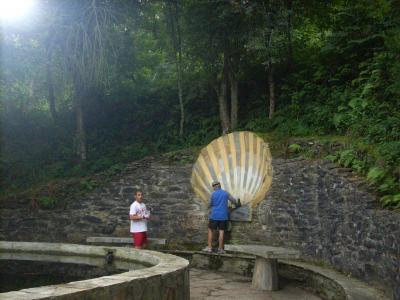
left=203, top=181, right=239, bottom=254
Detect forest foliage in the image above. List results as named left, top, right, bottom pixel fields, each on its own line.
left=0, top=0, right=399, bottom=208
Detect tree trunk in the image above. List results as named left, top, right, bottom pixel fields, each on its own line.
left=229, top=73, right=238, bottom=130
left=177, top=62, right=184, bottom=137
left=215, top=80, right=230, bottom=134
left=268, top=63, right=275, bottom=120
left=167, top=0, right=185, bottom=138
left=263, top=2, right=275, bottom=120
left=74, top=84, right=87, bottom=161
left=175, top=0, right=184, bottom=138
left=46, top=62, right=57, bottom=121
left=225, top=50, right=239, bottom=131
left=46, top=32, right=57, bottom=122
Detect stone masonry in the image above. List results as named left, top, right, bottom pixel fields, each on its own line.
left=1, top=156, right=399, bottom=299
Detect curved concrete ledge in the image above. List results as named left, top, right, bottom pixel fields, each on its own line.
left=0, top=241, right=189, bottom=300
left=278, top=260, right=387, bottom=300
left=164, top=250, right=388, bottom=300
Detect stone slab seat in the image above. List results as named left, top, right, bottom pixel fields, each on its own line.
left=224, top=244, right=387, bottom=300
left=86, top=236, right=167, bottom=245
left=279, top=260, right=387, bottom=300
left=225, top=244, right=300, bottom=291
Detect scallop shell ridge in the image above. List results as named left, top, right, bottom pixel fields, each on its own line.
left=191, top=131, right=273, bottom=207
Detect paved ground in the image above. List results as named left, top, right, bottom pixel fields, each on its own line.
left=190, top=268, right=322, bottom=300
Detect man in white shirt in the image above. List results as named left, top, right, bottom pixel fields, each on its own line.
left=129, top=191, right=150, bottom=249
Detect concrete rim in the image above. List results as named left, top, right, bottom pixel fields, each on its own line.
left=0, top=241, right=189, bottom=299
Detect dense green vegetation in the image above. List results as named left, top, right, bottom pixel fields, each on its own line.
left=1, top=0, right=399, bottom=209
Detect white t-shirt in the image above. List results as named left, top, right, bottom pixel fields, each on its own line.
left=129, top=201, right=148, bottom=233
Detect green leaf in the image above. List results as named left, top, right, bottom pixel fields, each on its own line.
left=288, top=143, right=302, bottom=153
left=361, top=100, right=369, bottom=109
left=367, top=167, right=386, bottom=184
left=380, top=195, right=393, bottom=207
left=338, top=149, right=356, bottom=167
left=392, top=194, right=400, bottom=203
left=378, top=177, right=397, bottom=193
left=348, top=98, right=361, bottom=109
left=333, top=113, right=345, bottom=127
left=325, top=154, right=338, bottom=162
left=38, top=196, right=57, bottom=209
left=379, top=194, right=400, bottom=208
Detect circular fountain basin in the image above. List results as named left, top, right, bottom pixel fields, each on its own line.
left=0, top=241, right=189, bottom=300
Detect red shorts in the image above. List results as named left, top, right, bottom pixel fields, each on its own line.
left=132, top=232, right=147, bottom=248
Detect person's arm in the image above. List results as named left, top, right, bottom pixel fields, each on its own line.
left=143, top=205, right=150, bottom=220
left=129, top=205, right=144, bottom=221
left=130, top=214, right=143, bottom=220
left=228, top=193, right=240, bottom=207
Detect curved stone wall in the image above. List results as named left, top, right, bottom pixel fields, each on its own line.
left=0, top=241, right=189, bottom=299
left=1, top=156, right=399, bottom=299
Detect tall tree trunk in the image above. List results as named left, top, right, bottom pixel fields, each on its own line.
left=215, top=80, right=230, bottom=134
left=46, top=31, right=57, bottom=122
left=74, top=82, right=87, bottom=161
left=46, top=62, right=57, bottom=122
left=263, top=2, right=275, bottom=120
left=177, top=61, right=184, bottom=137
left=268, top=63, right=275, bottom=119
left=175, top=1, right=184, bottom=138
left=225, top=49, right=239, bottom=131
left=229, top=73, right=238, bottom=130
left=167, top=0, right=185, bottom=138
left=22, top=79, right=35, bottom=112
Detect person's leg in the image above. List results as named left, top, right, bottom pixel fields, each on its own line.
left=142, top=232, right=148, bottom=249
left=216, top=220, right=228, bottom=253
left=131, top=233, right=135, bottom=248
left=218, top=229, right=225, bottom=250
left=203, top=220, right=215, bottom=252
left=134, top=232, right=145, bottom=249
left=207, top=228, right=213, bottom=249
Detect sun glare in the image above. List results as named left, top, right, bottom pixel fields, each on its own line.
left=0, top=0, right=35, bottom=22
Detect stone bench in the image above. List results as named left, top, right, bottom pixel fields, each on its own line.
left=225, top=244, right=300, bottom=291
left=223, top=244, right=387, bottom=299
left=279, top=260, right=387, bottom=300
left=86, top=236, right=167, bottom=246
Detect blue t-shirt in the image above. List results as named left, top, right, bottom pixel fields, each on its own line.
left=209, top=188, right=230, bottom=220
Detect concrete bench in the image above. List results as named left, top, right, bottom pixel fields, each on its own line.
left=279, top=260, right=387, bottom=300
left=225, top=244, right=300, bottom=291
left=167, top=250, right=387, bottom=299
left=86, top=236, right=167, bottom=246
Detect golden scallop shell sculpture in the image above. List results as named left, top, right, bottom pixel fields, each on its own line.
left=191, top=131, right=273, bottom=209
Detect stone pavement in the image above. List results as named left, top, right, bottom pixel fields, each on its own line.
left=190, top=268, right=321, bottom=300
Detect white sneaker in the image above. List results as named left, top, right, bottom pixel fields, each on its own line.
left=217, top=248, right=226, bottom=254
left=202, top=247, right=212, bottom=253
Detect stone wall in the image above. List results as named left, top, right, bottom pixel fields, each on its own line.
left=0, top=157, right=208, bottom=247
left=231, top=158, right=400, bottom=300
left=1, top=156, right=399, bottom=299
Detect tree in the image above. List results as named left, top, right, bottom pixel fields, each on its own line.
left=245, top=0, right=290, bottom=120
left=223, top=1, right=249, bottom=130
left=45, top=32, right=57, bottom=122
left=165, top=0, right=185, bottom=138
left=184, top=0, right=249, bottom=133
left=48, top=0, right=117, bottom=160
left=264, top=3, right=276, bottom=120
